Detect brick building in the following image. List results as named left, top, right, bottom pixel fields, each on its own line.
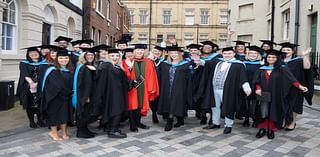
left=83, top=0, right=130, bottom=47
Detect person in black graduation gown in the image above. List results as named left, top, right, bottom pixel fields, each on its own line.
left=73, top=48, right=97, bottom=138
left=92, top=48, right=128, bottom=138
left=259, top=40, right=277, bottom=59
left=148, top=45, right=166, bottom=123
left=41, top=49, right=73, bottom=141
left=17, top=46, right=48, bottom=128
left=240, top=46, right=264, bottom=127
left=70, top=39, right=94, bottom=67
left=157, top=46, right=193, bottom=131
left=54, top=36, right=72, bottom=49
left=200, top=47, right=252, bottom=134
left=196, top=41, right=222, bottom=125
left=253, top=49, right=308, bottom=139
left=233, top=40, right=249, bottom=61
left=279, top=42, right=314, bottom=131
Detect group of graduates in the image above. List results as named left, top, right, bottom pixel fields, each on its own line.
left=16, top=35, right=314, bottom=141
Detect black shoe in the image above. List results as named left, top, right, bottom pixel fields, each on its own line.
left=195, top=112, right=202, bottom=120
left=86, top=127, right=97, bottom=136
left=130, top=127, right=138, bottom=132
left=164, top=118, right=173, bottom=131
left=285, top=123, right=296, bottom=131
left=203, top=124, right=221, bottom=130
left=152, top=114, right=159, bottom=124
left=208, top=117, right=213, bottom=125
left=138, top=123, right=150, bottom=129
left=77, top=130, right=94, bottom=138
left=242, top=119, right=250, bottom=127
left=174, top=118, right=184, bottom=128
left=108, top=131, right=127, bottom=138
left=256, top=129, right=266, bottom=138
left=37, top=120, right=46, bottom=127
left=223, top=127, right=232, bottom=134
left=267, top=130, right=275, bottom=139
left=30, top=122, right=37, bottom=128
left=200, top=117, right=207, bottom=125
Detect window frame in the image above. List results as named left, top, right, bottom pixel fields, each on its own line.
left=200, top=9, right=209, bottom=25
left=1, top=0, right=18, bottom=53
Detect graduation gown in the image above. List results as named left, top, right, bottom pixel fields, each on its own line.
left=72, top=64, right=95, bottom=118
left=122, top=58, right=159, bottom=116
left=92, top=62, right=128, bottom=124
left=235, top=53, right=246, bottom=61
left=70, top=51, right=80, bottom=66
left=16, top=60, right=48, bottom=109
left=41, top=68, right=73, bottom=126
left=199, top=59, right=248, bottom=120
left=285, top=57, right=314, bottom=115
left=157, top=61, right=193, bottom=117
left=253, top=66, right=298, bottom=128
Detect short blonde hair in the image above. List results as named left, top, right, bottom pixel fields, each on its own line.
left=245, top=50, right=262, bottom=60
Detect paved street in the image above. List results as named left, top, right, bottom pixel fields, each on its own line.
left=1, top=98, right=320, bottom=157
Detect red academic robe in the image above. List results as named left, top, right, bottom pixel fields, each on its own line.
left=122, top=58, right=159, bottom=116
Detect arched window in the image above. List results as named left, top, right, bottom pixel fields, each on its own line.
left=42, top=6, right=55, bottom=45
left=1, top=0, right=17, bottom=51
left=67, top=17, right=75, bottom=38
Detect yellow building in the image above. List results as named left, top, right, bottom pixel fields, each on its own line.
left=121, top=0, right=229, bottom=48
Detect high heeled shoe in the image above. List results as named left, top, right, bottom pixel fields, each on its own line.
left=285, top=123, right=296, bottom=131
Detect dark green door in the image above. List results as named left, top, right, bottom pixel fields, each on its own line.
left=310, top=14, right=317, bottom=65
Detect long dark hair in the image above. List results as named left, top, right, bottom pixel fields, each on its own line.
left=53, top=56, right=73, bottom=73
left=264, top=53, right=282, bottom=69
left=26, top=50, right=43, bottom=63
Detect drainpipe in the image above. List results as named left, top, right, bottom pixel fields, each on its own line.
left=271, top=0, right=275, bottom=42
left=294, top=0, right=300, bottom=51
left=148, top=0, right=152, bottom=51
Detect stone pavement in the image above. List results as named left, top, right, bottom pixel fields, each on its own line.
left=1, top=103, right=320, bottom=157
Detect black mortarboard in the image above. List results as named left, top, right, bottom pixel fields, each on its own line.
left=200, top=41, right=219, bottom=48
left=166, top=46, right=183, bottom=52
left=278, top=42, right=299, bottom=49
left=233, top=40, right=250, bottom=46
left=54, top=36, right=72, bottom=42
left=41, top=45, right=63, bottom=52
left=265, top=49, right=285, bottom=56
left=93, top=44, right=111, bottom=51
left=260, top=40, right=277, bottom=46
left=222, top=47, right=234, bottom=52
left=132, top=44, right=148, bottom=49
left=56, top=49, right=70, bottom=57
left=71, top=40, right=81, bottom=46
left=115, top=39, right=128, bottom=45
left=186, top=44, right=202, bottom=50
left=80, top=48, right=96, bottom=53
left=107, top=48, right=120, bottom=54
left=247, top=45, right=264, bottom=55
left=78, top=39, right=94, bottom=45
left=154, top=45, right=165, bottom=51
left=38, top=45, right=51, bottom=50
left=22, top=46, right=40, bottom=52
left=123, top=48, right=134, bottom=53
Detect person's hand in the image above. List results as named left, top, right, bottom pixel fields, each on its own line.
left=299, top=48, right=312, bottom=56
left=255, top=89, right=262, bottom=96
left=299, top=85, right=308, bottom=93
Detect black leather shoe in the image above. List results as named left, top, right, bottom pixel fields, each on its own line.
left=267, top=130, right=275, bottom=139
left=285, top=123, right=296, bottom=131
left=86, top=127, right=97, bottom=136
left=203, top=124, right=221, bottom=130
left=195, top=112, right=202, bottom=120
left=77, top=130, right=94, bottom=138
left=200, top=117, right=207, bottom=125
left=242, top=119, right=250, bottom=127
left=208, top=117, right=213, bottom=125
left=164, top=118, right=173, bottom=131
left=152, top=114, right=159, bottom=124
left=30, top=122, right=37, bottom=128
left=138, top=123, right=150, bottom=129
left=256, top=129, right=266, bottom=138
left=223, top=127, right=232, bottom=134
left=174, top=118, right=184, bottom=128
left=108, top=131, right=127, bottom=138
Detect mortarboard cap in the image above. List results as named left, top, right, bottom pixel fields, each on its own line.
left=260, top=40, right=277, bottom=46
left=22, top=46, right=40, bottom=52
left=80, top=48, right=96, bottom=53
left=247, top=45, right=264, bottom=55
left=166, top=46, right=183, bottom=52
left=222, top=47, right=235, bottom=52
left=107, top=48, right=121, bottom=54
left=56, top=49, right=70, bottom=57
left=154, top=45, right=165, bottom=51
left=132, top=44, right=148, bottom=49
left=54, top=36, right=72, bottom=42
left=71, top=40, right=81, bottom=46
left=233, top=40, right=250, bottom=46
left=278, top=42, right=299, bottom=49
left=186, top=44, right=202, bottom=50
left=115, top=39, right=128, bottom=45
left=123, top=48, right=134, bottom=53
left=265, top=49, right=285, bottom=56
left=200, top=41, right=219, bottom=48
left=78, top=39, right=94, bottom=45
left=93, top=44, right=111, bottom=51
left=38, top=45, right=52, bottom=50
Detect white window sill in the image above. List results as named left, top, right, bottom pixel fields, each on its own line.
left=96, top=10, right=105, bottom=19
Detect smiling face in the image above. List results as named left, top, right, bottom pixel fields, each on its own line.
left=117, top=44, right=127, bottom=50
left=85, top=52, right=95, bottom=63
left=125, top=51, right=134, bottom=60
left=58, top=41, right=68, bottom=48
left=202, top=45, right=213, bottom=54
left=236, top=45, right=245, bottom=54
left=50, top=51, right=57, bottom=60
left=262, top=44, right=271, bottom=51
left=281, top=47, right=294, bottom=58
left=222, top=50, right=235, bottom=61
left=134, top=48, right=145, bottom=59
left=153, top=49, right=163, bottom=58
left=28, top=51, right=40, bottom=61
left=57, top=56, right=70, bottom=67
left=40, top=48, right=50, bottom=57
left=99, top=50, right=108, bottom=60
left=109, top=53, right=120, bottom=64
left=266, top=54, right=278, bottom=65
left=247, top=50, right=260, bottom=61
left=168, top=51, right=180, bottom=61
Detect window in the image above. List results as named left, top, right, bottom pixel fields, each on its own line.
left=139, top=9, right=148, bottom=24
left=167, top=34, right=175, bottom=39
left=116, top=14, right=120, bottom=29
left=185, top=9, right=194, bottom=25
left=267, top=19, right=271, bottom=39
left=106, top=0, right=110, bottom=20
left=282, top=10, right=290, bottom=40
left=163, top=9, right=171, bottom=25
left=129, top=9, right=134, bottom=25
left=239, top=4, right=254, bottom=20
left=2, top=0, right=17, bottom=51
left=92, top=27, right=96, bottom=42
left=268, top=0, right=272, bottom=12
left=157, top=34, right=163, bottom=44
left=138, top=33, right=148, bottom=44
left=97, top=30, right=101, bottom=45
left=219, top=9, right=228, bottom=25
left=96, top=0, right=102, bottom=14
left=199, top=34, right=209, bottom=42
left=200, top=9, right=209, bottom=25
left=219, top=33, right=228, bottom=48
left=106, top=35, right=109, bottom=45
left=184, top=34, right=193, bottom=46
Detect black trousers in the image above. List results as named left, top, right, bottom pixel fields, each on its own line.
left=76, top=103, right=91, bottom=129
left=128, top=109, right=142, bottom=129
